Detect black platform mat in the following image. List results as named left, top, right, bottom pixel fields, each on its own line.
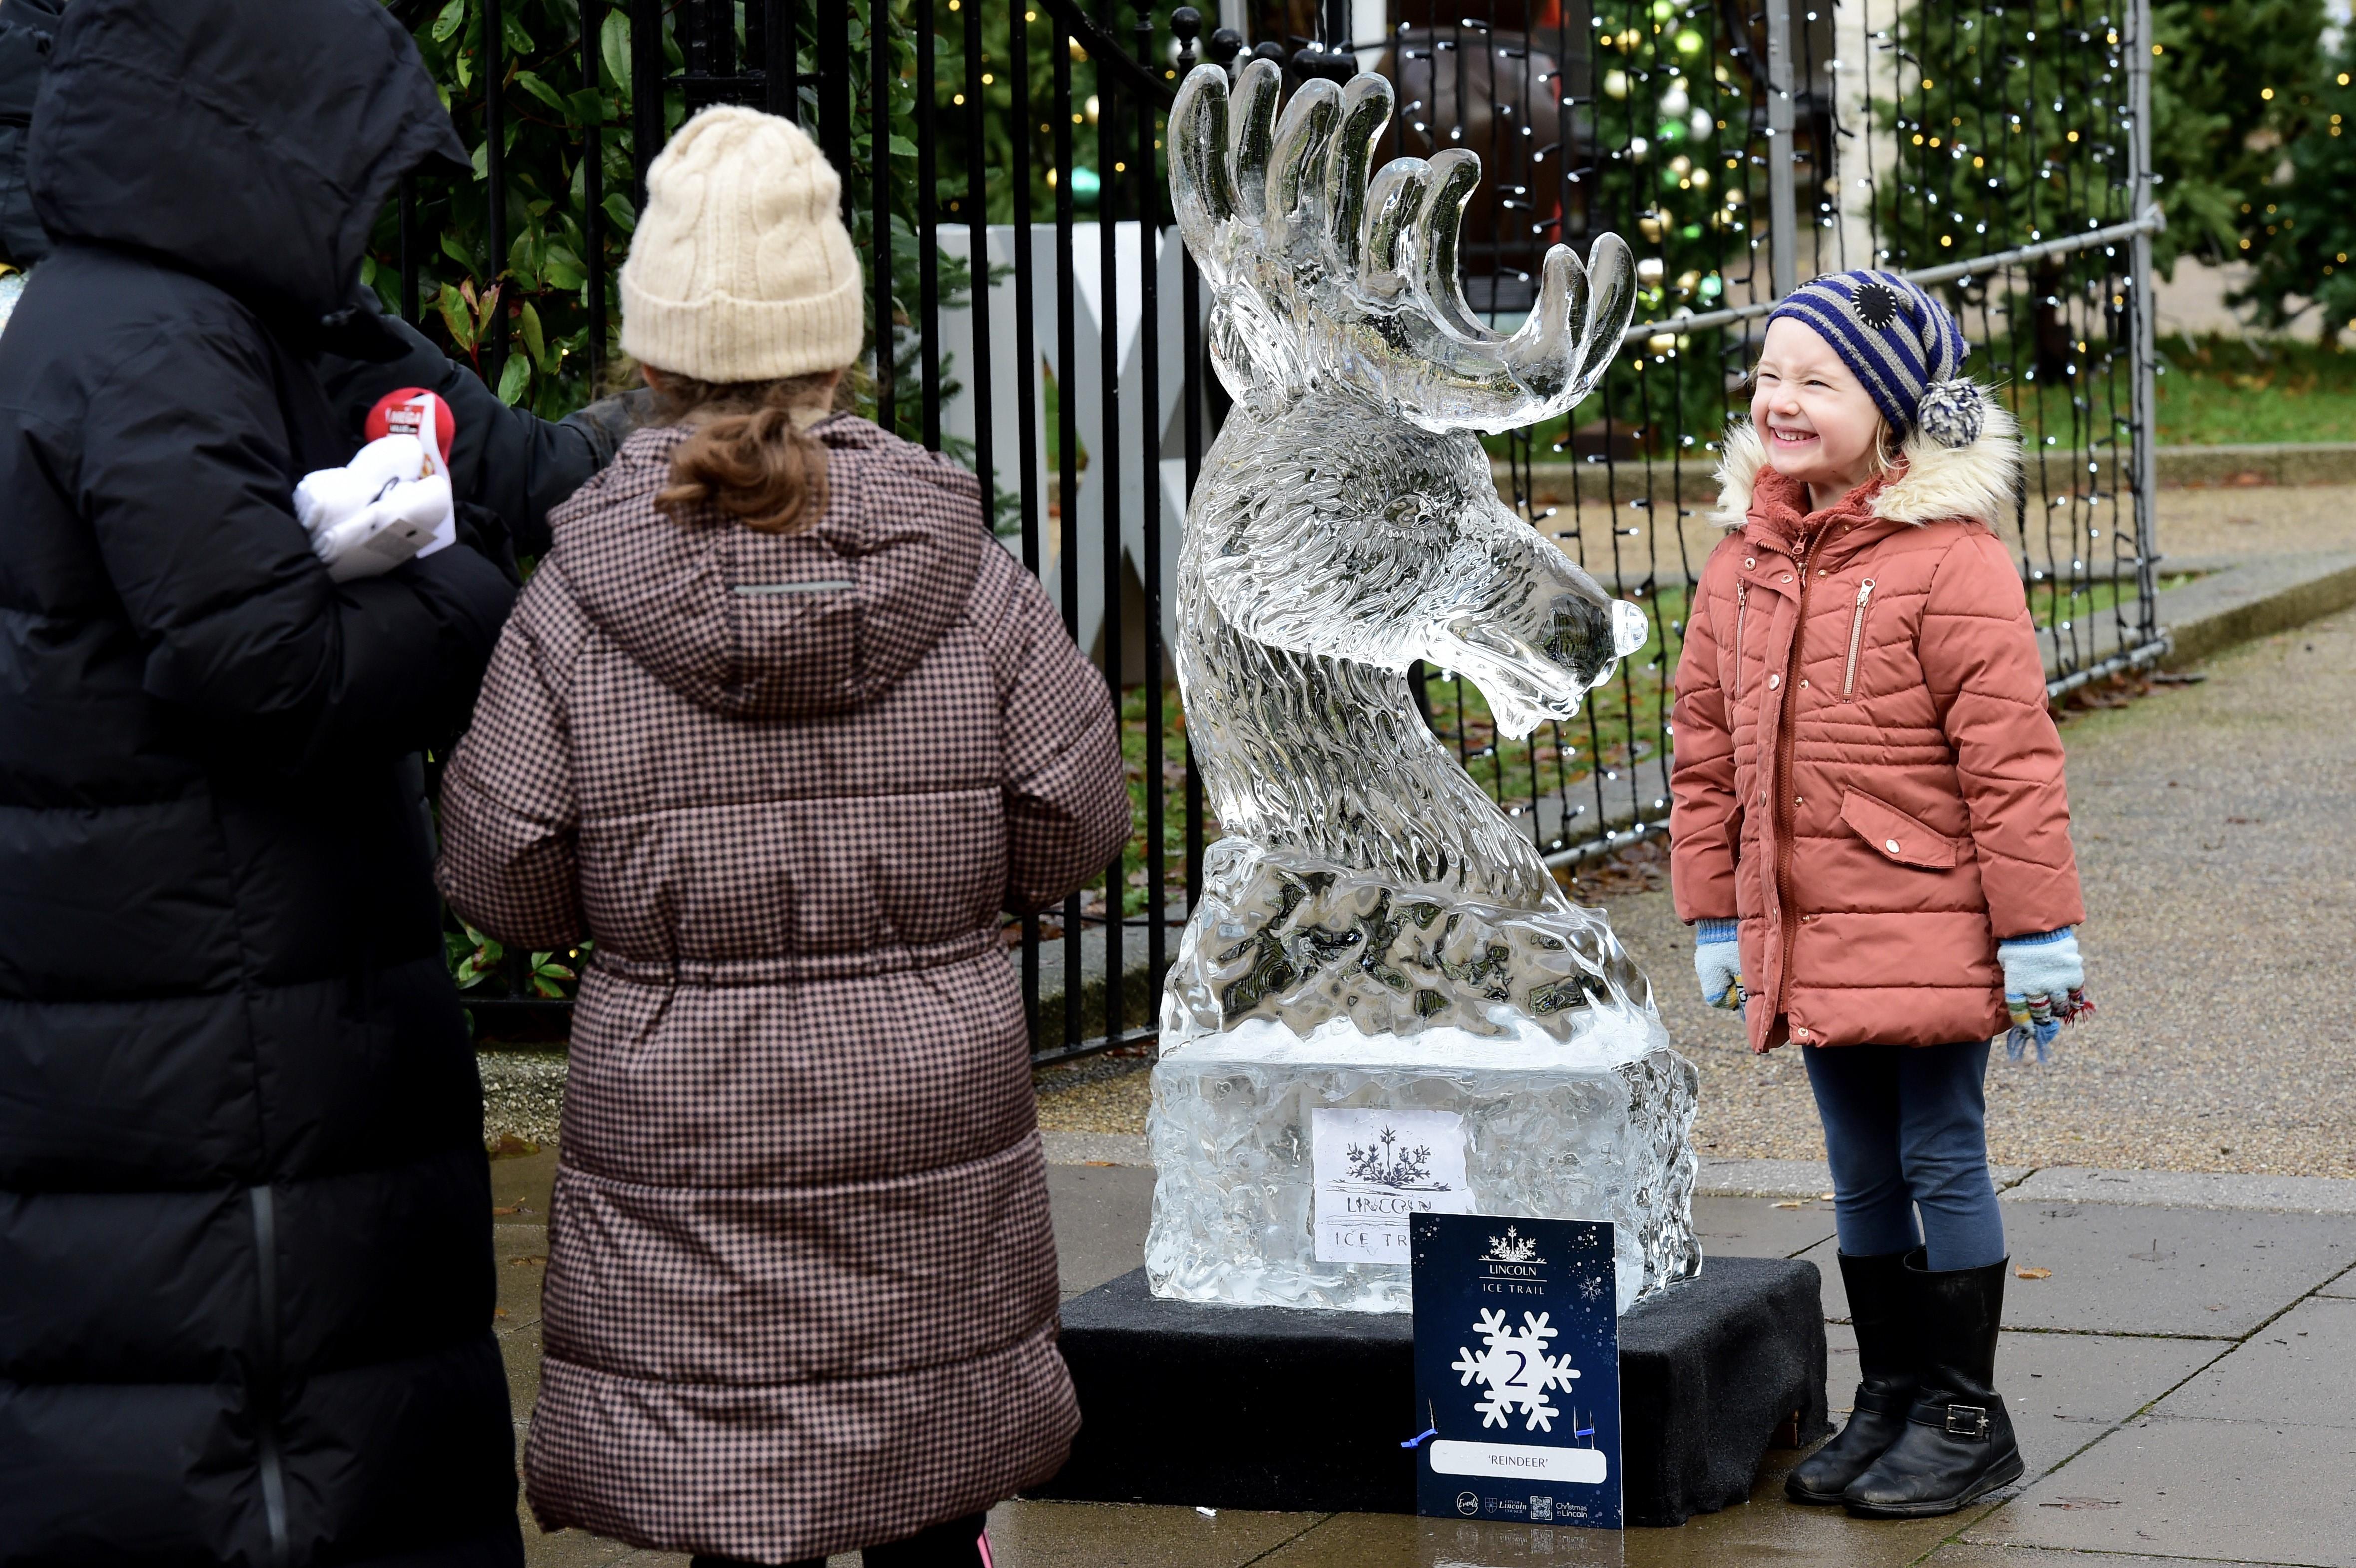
left=1033, top=1254, right=1829, bottom=1528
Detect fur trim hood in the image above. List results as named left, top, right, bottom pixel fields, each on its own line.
left=1711, top=395, right=2019, bottom=531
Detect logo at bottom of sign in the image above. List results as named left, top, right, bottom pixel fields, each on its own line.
left=1410, top=1213, right=1622, bottom=1530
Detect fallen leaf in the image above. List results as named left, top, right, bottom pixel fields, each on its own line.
left=1773, top=1200, right=1806, bottom=1209
left=511, top=1255, right=547, bottom=1268
left=1083, top=1160, right=1119, bottom=1167
left=490, top=1205, right=522, bottom=1216
left=494, top=1309, right=510, bottom=1319
left=2016, top=1267, right=2053, bottom=1280
left=1818, top=1192, right=1836, bottom=1201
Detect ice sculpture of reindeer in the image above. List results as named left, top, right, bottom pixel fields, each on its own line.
left=1146, top=60, right=1701, bottom=1313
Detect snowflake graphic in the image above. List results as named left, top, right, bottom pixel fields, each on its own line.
left=1345, top=1126, right=1439, bottom=1188
left=1483, top=1225, right=1542, bottom=1264
left=1449, top=1308, right=1580, bottom=1432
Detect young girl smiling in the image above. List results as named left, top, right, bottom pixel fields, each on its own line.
left=1670, top=272, right=2091, bottom=1517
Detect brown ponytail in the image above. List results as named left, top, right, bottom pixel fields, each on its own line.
left=650, top=369, right=847, bottom=535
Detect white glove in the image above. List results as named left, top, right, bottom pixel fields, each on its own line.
left=293, top=433, right=456, bottom=582
left=1998, top=928, right=2083, bottom=1000
left=1694, top=919, right=1743, bottom=1011
left=1998, top=928, right=2091, bottom=1062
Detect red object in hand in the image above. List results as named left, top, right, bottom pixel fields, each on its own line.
left=364, top=387, right=456, bottom=468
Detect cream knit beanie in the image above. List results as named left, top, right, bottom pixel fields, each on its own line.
left=619, top=105, right=863, bottom=383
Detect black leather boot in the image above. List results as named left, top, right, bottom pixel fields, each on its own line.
left=1843, top=1254, right=2025, bottom=1518
left=1785, top=1250, right=1918, bottom=1504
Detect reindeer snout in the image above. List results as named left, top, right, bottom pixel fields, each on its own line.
left=1613, top=598, right=1651, bottom=659
left=1539, top=592, right=1626, bottom=687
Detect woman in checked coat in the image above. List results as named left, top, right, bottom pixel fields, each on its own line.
left=436, top=106, right=1129, bottom=1568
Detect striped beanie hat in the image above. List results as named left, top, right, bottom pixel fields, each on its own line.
left=1766, top=270, right=1988, bottom=449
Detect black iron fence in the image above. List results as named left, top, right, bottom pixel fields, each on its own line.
left=407, top=0, right=2161, bottom=1062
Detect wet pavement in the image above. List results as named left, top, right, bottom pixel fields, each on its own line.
left=489, top=1143, right=2356, bottom=1568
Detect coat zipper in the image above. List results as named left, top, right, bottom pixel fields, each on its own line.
left=1841, top=578, right=1877, bottom=698
left=1771, top=545, right=1813, bottom=1028
left=249, top=1184, right=291, bottom=1568
left=1731, top=581, right=1750, bottom=700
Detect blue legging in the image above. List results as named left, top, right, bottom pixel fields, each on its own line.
left=1801, top=1040, right=2006, bottom=1271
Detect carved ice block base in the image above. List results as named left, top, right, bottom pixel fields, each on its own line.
left=1144, top=1012, right=1702, bottom=1315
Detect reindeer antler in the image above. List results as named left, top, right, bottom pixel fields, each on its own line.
left=1170, top=59, right=1637, bottom=434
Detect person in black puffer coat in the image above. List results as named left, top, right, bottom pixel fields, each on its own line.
left=0, top=0, right=646, bottom=556
left=0, top=2, right=529, bottom=1565
left=0, top=0, right=61, bottom=276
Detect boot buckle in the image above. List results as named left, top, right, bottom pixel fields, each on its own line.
left=1944, top=1404, right=1990, bottom=1438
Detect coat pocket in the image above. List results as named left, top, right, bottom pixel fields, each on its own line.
left=1840, top=789, right=1967, bottom=869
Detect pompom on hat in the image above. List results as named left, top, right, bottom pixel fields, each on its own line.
left=619, top=105, right=864, bottom=383
left=1766, top=270, right=1989, bottom=450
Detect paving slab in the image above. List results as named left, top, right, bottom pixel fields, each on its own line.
left=1985, top=1330, right=2224, bottom=1432
left=1964, top=1414, right=2356, bottom=1567
left=490, top=1147, right=557, bottom=1334
left=2006, top=1166, right=2356, bottom=1215
left=1245, top=1443, right=1964, bottom=1568
left=503, top=1319, right=545, bottom=1427
left=1042, top=1130, right=1153, bottom=1166
left=1798, top=1203, right=2356, bottom=1335
left=2159, top=551, right=2356, bottom=669
left=1694, top=1158, right=1839, bottom=1199
left=1699, top=1159, right=2030, bottom=1200
left=2322, top=1266, right=2356, bottom=1300
left=1249, top=1511, right=1630, bottom=1566
left=1820, top=1324, right=2222, bottom=1481
left=1924, top=1548, right=2256, bottom=1568
left=1982, top=1336, right=2212, bottom=1482
left=1045, top=1160, right=1155, bottom=1299
left=519, top=1516, right=688, bottom=1568
left=1621, top=1446, right=1959, bottom=1568
left=1691, top=1195, right=1837, bottom=1259
left=2154, top=1295, right=2356, bottom=1428
left=496, top=1223, right=550, bottom=1324
left=981, top=1500, right=1326, bottom=1568
left=490, top=1143, right=561, bottom=1218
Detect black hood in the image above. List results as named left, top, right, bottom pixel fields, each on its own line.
left=0, top=0, right=62, bottom=267
left=26, top=0, right=466, bottom=321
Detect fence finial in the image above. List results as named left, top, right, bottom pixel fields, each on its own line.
left=1173, top=5, right=1202, bottom=75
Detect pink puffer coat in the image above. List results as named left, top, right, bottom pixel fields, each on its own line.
left=1669, top=412, right=2084, bottom=1054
